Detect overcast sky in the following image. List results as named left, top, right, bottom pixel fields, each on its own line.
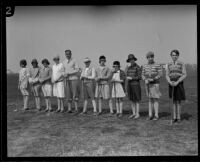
left=6, top=5, right=197, bottom=72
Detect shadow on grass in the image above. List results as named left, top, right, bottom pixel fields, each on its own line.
left=159, top=112, right=171, bottom=118
left=181, top=113, right=192, bottom=120
left=138, top=111, right=148, bottom=117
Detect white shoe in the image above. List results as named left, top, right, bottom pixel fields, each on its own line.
left=134, top=115, right=140, bottom=119
left=128, top=114, right=135, bottom=119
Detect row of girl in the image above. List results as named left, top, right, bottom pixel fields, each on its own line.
left=18, top=49, right=186, bottom=123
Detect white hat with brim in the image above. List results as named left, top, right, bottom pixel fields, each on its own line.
left=53, top=55, right=60, bottom=60
left=84, top=57, right=91, bottom=63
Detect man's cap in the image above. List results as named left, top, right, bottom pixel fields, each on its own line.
left=146, top=51, right=154, bottom=58
left=53, top=55, right=60, bottom=60
left=84, top=57, right=91, bottom=63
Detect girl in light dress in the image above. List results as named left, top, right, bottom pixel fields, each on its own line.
left=52, top=56, right=65, bottom=112
left=38, top=59, right=53, bottom=112
left=111, top=61, right=126, bottom=117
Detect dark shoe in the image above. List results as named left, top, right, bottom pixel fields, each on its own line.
left=177, top=119, right=181, bottom=123
left=98, top=112, right=102, bottom=116
left=49, top=109, right=53, bottom=112
left=44, top=108, right=49, bottom=112
left=172, top=119, right=177, bottom=123
left=73, top=110, right=79, bottom=114
left=93, top=112, right=98, bottom=116
left=67, top=110, right=73, bottom=113
left=37, top=108, right=42, bottom=111
left=115, top=113, right=119, bottom=117
left=148, top=116, right=154, bottom=120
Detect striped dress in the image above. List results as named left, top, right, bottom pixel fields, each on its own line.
left=142, top=62, right=163, bottom=99
left=166, top=61, right=186, bottom=101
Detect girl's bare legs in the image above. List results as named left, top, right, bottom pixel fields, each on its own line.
left=135, top=102, right=140, bottom=118
left=48, top=97, right=52, bottom=110
left=98, top=99, right=102, bottom=113
left=116, top=99, right=120, bottom=114
left=82, top=100, right=88, bottom=113
left=60, top=98, right=64, bottom=112
left=92, top=99, right=97, bottom=113
left=154, top=99, right=159, bottom=118
left=45, top=98, right=49, bottom=111
left=177, top=101, right=181, bottom=121
left=23, top=96, right=29, bottom=110
left=129, top=101, right=135, bottom=118
left=109, top=99, right=113, bottom=114
left=149, top=98, right=153, bottom=118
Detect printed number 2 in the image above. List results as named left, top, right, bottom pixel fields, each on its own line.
left=5, top=6, right=15, bottom=17
left=6, top=7, right=12, bottom=15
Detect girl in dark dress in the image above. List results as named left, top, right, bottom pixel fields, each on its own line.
left=125, top=54, right=142, bottom=119
left=166, top=50, right=187, bottom=123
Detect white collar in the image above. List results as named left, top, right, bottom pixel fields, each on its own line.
left=85, top=66, right=91, bottom=70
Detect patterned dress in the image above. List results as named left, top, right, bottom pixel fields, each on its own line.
left=125, top=63, right=142, bottom=102
left=166, top=61, right=186, bottom=101
left=19, top=67, right=30, bottom=96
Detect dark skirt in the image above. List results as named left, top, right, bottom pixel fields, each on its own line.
left=127, top=83, right=141, bottom=102
left=169, top=81, right=186, bottom=101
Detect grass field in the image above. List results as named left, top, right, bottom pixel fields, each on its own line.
left=7, top=74, right=197, bottom=156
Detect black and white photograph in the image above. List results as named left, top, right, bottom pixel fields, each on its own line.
left=5, top=5, right=197, bottom=157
